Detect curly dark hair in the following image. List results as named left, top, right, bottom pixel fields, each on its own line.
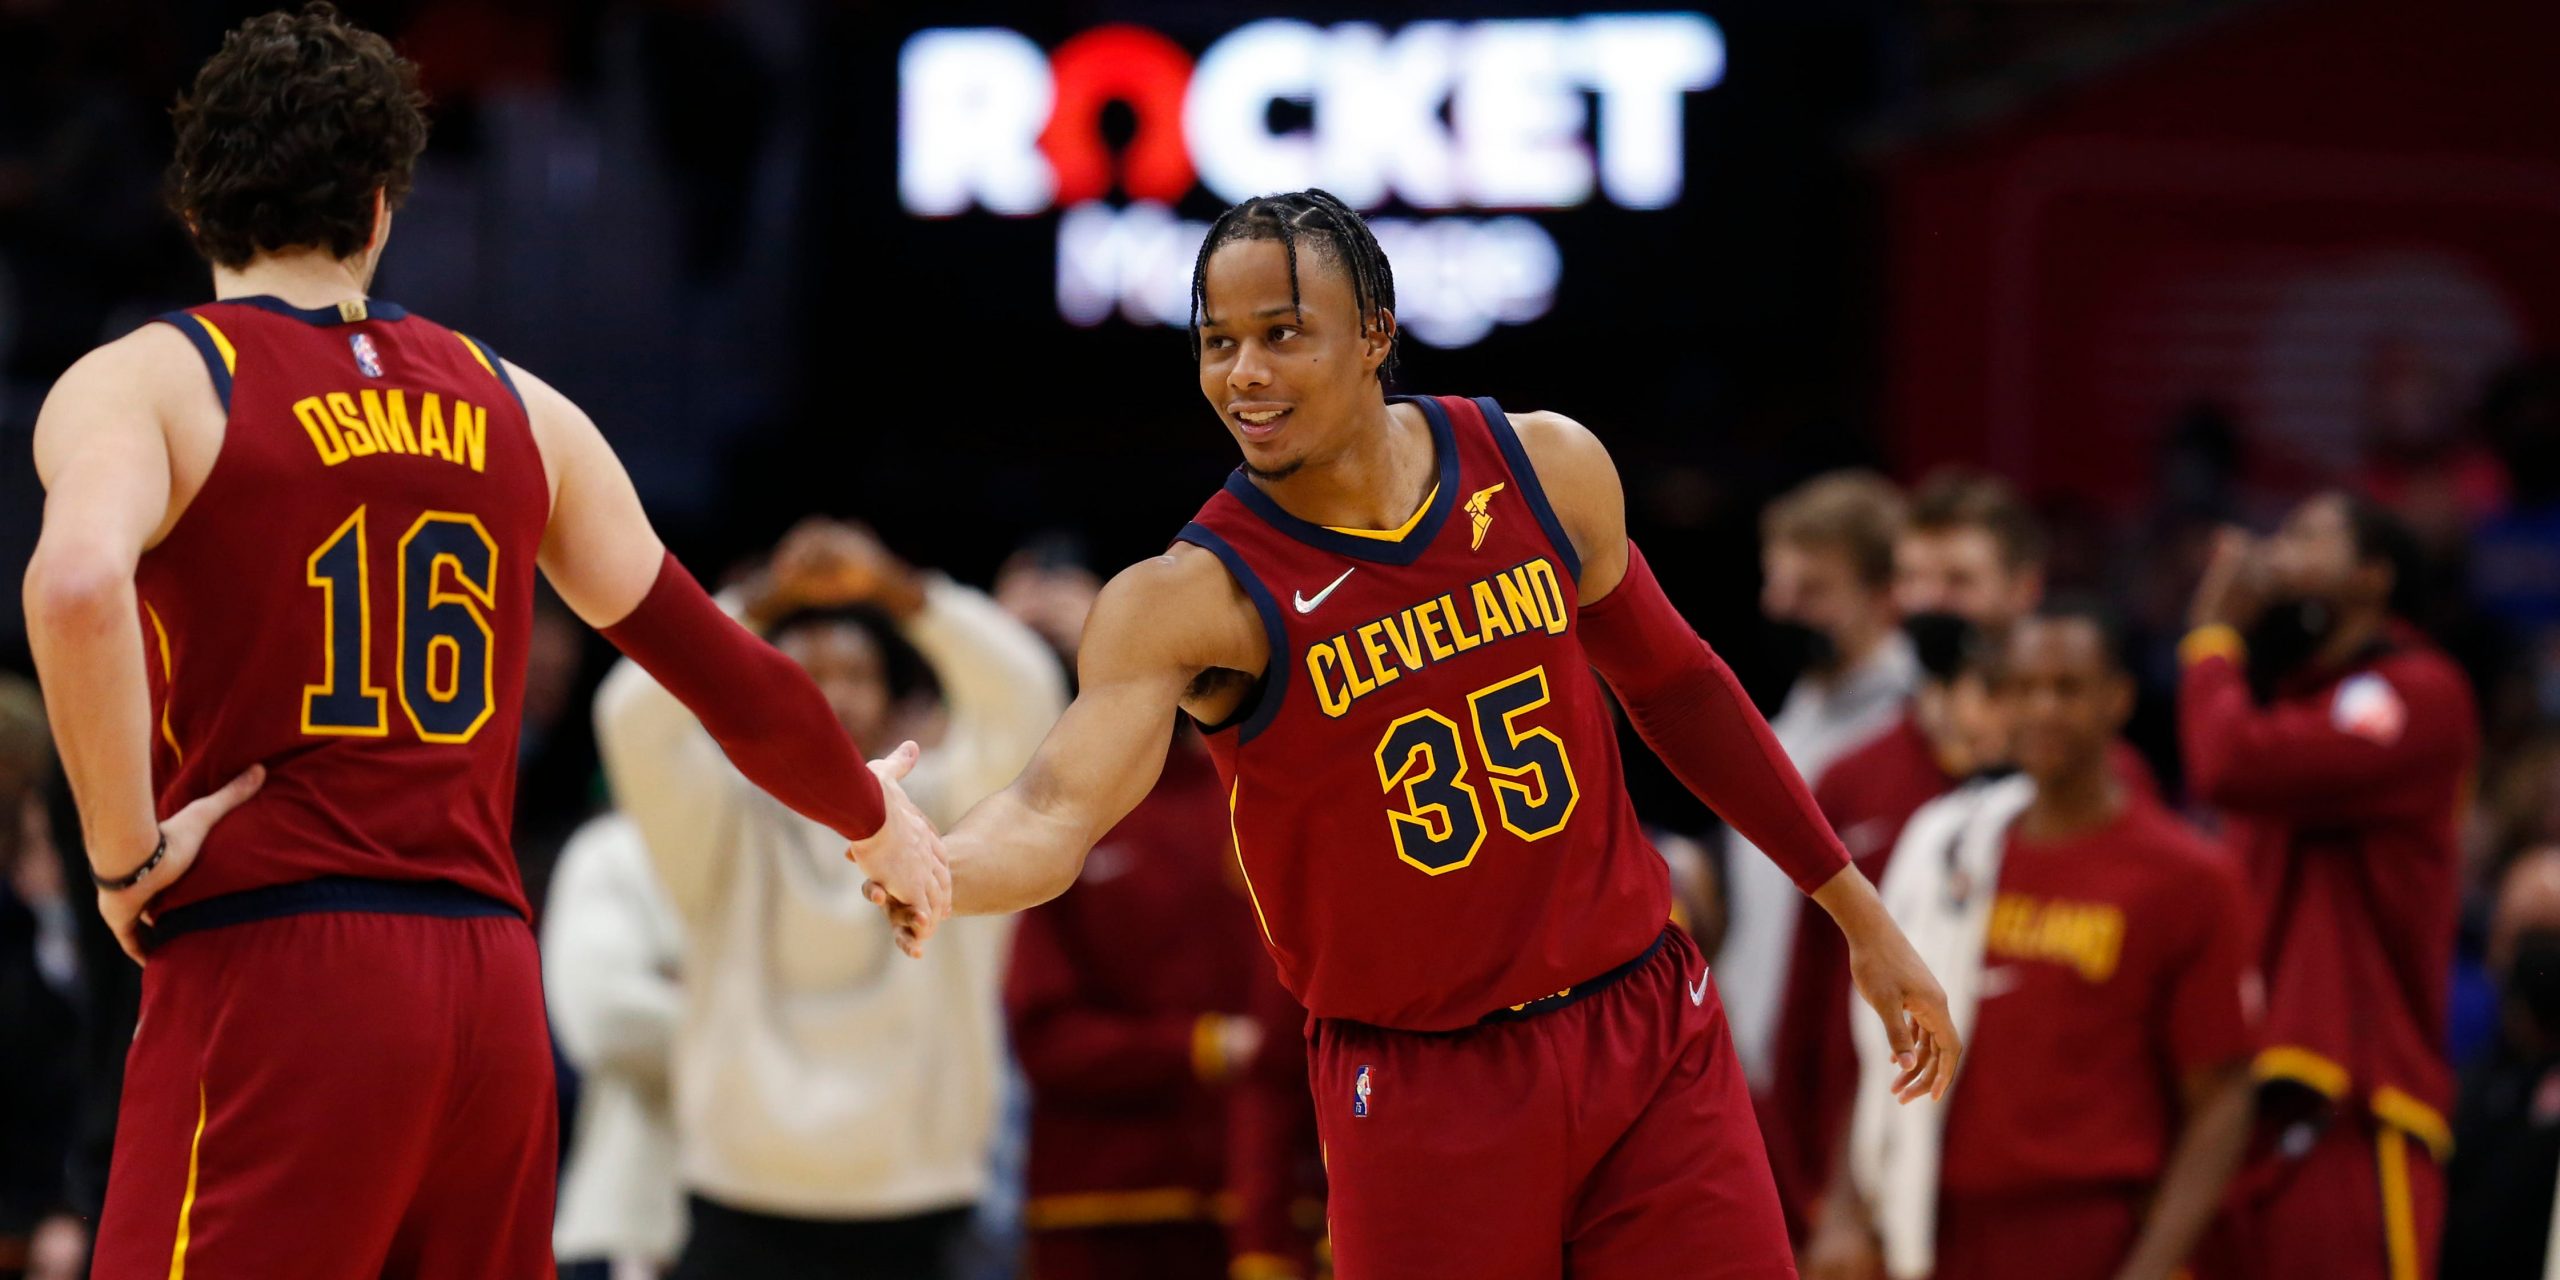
left=167, top=3, right=429, bottom=268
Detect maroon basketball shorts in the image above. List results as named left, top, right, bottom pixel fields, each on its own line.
left=91, top=881, right=556, bottom=1280
left=1308, top=927, right=1794, bottom=1280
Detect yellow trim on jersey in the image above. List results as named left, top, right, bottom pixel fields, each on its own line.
left=457, top=333, right=499, bottom=380
left=1024, top=1188, right=1212, bottom=1229
left=145, top=602, right=182, bottom=762
left=2376, top=1126, right=2419, bottom=1280
left=167, top=1079, right=208, bottom=1279
left=2253, top=1044, right=2349, bottom=1099
left=2373, top=1085, right=2454, bottom=1161
left=1323, top=483, right=1439, bottom=541
left=188, top=315, right=237, bottom=375
left=1229, top=782, right=1275, bottom=945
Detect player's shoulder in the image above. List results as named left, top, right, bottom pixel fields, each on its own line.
left=34, top=322, right=221, bottom=457
left=50, top=321, right=207, bottom=400
left=2117, top=800, right=2246, bottom=903
left=1504, top=408, right=1613, bottom=481
left=1085, top=544, right=1263, bottom=659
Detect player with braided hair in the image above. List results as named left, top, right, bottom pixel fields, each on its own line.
left=870, top=190, right=1960, bottom=1277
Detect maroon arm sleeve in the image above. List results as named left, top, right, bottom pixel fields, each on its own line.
left=599, top=551, right=886, bottom=841
left=1578, top=542, right=1850, bottom=893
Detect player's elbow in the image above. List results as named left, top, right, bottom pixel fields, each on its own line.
left=23, top=541, right=132, bottom=640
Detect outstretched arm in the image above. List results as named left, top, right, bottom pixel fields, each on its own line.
left=875, top=547, right=1258, bottom=932
left=520, top=362, right=944, bottom=923
left=1516, top=410, right=1960, bottom=1101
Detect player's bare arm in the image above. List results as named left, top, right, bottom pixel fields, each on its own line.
left=2110, top=1060, right=2252, bottom=1280
left=514, top=357, right=950, bottom=934
left=1512, top=407, right=1963, bottom=1102
left=875, top=542, right=1265, bottom=941
left=24, top=328, right=268, bottom=962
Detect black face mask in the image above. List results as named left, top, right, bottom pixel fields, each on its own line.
left=1767, top=619, right=1839, bottom=677
left=2246, top=597, right=2336, bottom=686
left=1902, top=611, right=1978, bottom=683
left=2509, top=931, right=2560, bottom=1037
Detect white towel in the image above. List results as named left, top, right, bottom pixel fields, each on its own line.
left=1847, top=774, right=2034, bottom=1280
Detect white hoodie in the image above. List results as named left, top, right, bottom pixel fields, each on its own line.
left=593, top=575, right=1067, bottom=1219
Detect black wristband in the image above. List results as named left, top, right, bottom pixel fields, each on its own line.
left=92, top=833, right=167, bottom=892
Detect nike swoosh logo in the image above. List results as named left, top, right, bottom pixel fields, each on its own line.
left=1294, top=567, right=1357, bottom=614
left=1688, top=969, right=1711, bottom=1006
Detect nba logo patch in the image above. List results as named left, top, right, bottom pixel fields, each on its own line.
left=1353, top=1065, right=1372, bottom=1118
left=349, top=332, right=383, bottom=378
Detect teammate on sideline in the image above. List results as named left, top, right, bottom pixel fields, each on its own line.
left=869, top=189, right=1959, bottom=1278
left=21, top=8, right=942, bottom=1276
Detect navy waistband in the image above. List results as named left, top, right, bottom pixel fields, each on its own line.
left=1477, top=929, right=1674, bottom=1026
left=145, top=876, right=521, bottom=948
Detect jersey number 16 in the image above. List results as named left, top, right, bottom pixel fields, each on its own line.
left=302, top=506, right=498, bottom=744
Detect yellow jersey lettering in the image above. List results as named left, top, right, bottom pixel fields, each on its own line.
left=1500, top=568, right=1544, bottom=633
left=419, top=394, right=450, bottom=461
left=1525, top=559, right=1570, bottom=634
left=1355, top=622, right=1402, bottom=691
left=296, top=396, right=350, bottom=465
left=1985, top=893, right=2125, bottom=984
left=1296, top=558, right=1580, bottom=720
left=1338, top=636, right=1379, bottom=701
left=1416, top=599, right=1457, bottom=662
left=1471, top=580, right=1517, bottom=641
left=1378, top=612, right=1425, bottom=672
left=453, top=400, right=488, bottom=473
left=327, top=392, right=378, bottom=457
left=1307, top=642, right=1352, bottom=718
left=360, top=389, right=418, bottom=455
left=1439, top=593, right=1483, bottom=652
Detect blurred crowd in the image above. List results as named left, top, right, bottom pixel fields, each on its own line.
left=0, top=2, right=2557, bottom=1278
left=4, top=359, right=2557, bottom=1278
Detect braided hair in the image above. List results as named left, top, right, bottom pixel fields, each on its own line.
left=1188, top=189, right=1399, bottom=384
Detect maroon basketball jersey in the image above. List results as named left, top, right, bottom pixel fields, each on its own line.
left=1179, top=395, right=1673, bottom=1031
left=136, top=296, right=548, bottom=915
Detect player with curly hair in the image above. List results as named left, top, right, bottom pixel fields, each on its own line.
left=21, top=8, right=945, bottom=1275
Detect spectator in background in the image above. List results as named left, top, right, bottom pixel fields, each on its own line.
left=543, top=812, right=685, bottom=1280
left=1723, top=470, right=1917, bottom=1090
left=594, top=518, right=1066, bottom=1280
left=0, top=674, right=80, bottom=1279
left=1003, top=728, right=1281, bottom=1280
left=2182, top=492, right=2477, bottom=1280
left=2444, top=846, right=2560, bottom=1278
left=995, top=541, right=1323, bottom=1280
left=1764, top=469, right=2178, bottom=1234
left=1815, top=608, right=2256, bottom=1280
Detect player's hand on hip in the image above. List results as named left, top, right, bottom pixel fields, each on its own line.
left=97, top=763, right=266, bottom=966
left=1847, top=924, right=1963, bottom=1104
left=846, top=740, right=949, bottom=957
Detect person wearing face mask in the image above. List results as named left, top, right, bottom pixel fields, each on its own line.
left=1720, top=472, right=1920, bottom=1095
left=1764, top=469, right=2167, bottom=1237
left=2181, top=491, right=2479, bottom=1280
left=2443, top=847, right=2560, bottom=1278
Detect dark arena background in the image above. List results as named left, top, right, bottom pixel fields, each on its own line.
left=3, top=0, right=2559, bottom=1276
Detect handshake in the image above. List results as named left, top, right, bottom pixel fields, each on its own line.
left=848, top=740, right=953, bottom=958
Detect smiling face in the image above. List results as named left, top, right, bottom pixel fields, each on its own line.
left=1195, top=236, right=1395, bottom=481
left=2000, top=615, right=2133, bottom=788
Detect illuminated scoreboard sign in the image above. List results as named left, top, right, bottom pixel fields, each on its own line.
left=899, top=15, right=1727, bottom=347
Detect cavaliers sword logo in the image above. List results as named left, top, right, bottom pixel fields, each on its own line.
left=1464, top=482, right=1506, bottom=551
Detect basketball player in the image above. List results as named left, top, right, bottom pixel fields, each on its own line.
left=869, top=190, right=1960, bottom=1277
left=21, top=8, right=944, bottom=1276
